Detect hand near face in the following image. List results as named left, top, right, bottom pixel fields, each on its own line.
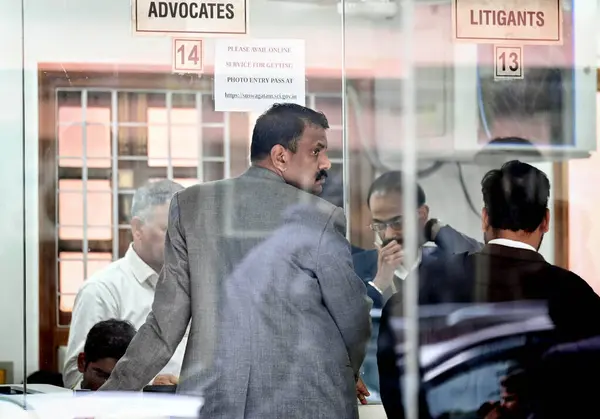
left=373, top=240, right=404, bottom=291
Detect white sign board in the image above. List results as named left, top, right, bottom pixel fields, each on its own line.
left=494, top=45, right=524, bottom=80
left=172, top=39, right=204, bottom=73
left=133, top=0, right=248, bottom=36
left=452, top=0, right=562, bottom=44
left=214, top=39, right=306, bottom=112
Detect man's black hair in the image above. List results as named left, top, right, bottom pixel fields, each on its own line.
left=83, top=319, right=136, bottom=364
left=475, top=136, right=542, bottom=162
left=250, top=103, right=329, bottom=162
left=367, top=171, right=426, bottom=208
left=481, top=160, right=550, bottom=233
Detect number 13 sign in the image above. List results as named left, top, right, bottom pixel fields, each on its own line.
left=172, top=39, right=204, bottom=74
left=494, top=45, right=524, bottom=81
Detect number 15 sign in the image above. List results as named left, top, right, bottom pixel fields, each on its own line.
left=172, top=39, right=204, bottom=74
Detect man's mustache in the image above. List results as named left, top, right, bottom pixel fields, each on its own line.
left=316, top=170, right=328, bottom=181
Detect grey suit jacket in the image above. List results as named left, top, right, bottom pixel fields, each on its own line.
left=100, top=166, right=371, bottom=410
left=202, top=203, right=371, bottom=419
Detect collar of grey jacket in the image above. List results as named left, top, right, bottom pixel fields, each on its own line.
left=244, top=165, right=286, bottom=182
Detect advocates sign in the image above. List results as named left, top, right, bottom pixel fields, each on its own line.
left=134, top=0, right=248, bottom=36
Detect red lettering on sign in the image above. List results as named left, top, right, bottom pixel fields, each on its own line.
left=469, top=9, right=545, bottom=27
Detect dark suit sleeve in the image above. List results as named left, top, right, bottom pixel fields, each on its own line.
left=377, top=294, right=404, bottom=419
left=353, top=251, right=384, bottom=309
left=317, top=207, right=372, bottom=375
left=99, top=193, right=192, bottom=390
left=547, top=270, right=600, bottom=341
left=434, top=225, right=483, bottom=254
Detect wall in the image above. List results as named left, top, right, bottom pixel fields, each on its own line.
left=0, top=1, right=28, bottom=382
left=0, top=0, right=577, bottom=377
left=568, top=93, right=600, bottom=292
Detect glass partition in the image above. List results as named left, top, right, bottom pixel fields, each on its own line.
left=0, top=0, right=598, bottom=417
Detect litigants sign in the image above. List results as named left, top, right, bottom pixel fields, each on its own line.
left=134, top=0, right=248, bottom=36
left=452, top=0, right=562, bottom=44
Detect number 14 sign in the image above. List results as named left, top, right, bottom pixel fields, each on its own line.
left=494, top=45, right=524, bottom=81
left=172, top=39, right=204, bottom=74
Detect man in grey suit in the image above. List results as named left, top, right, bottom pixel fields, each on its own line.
left=210, top=202, right=371, bottom=418
left=99, top=103, right=372, bottom=414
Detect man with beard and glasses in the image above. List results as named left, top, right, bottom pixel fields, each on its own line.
left=353, top=171, right=481, bottom=309
left=98, top=103, right=372, bottom=406
left=377, top=160, right=600, bottom=419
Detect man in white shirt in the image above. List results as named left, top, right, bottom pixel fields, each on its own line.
left=63, top=179, right=186, bottom=389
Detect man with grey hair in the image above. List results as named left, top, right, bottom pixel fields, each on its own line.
left=63, top=179, right=186, bottom=389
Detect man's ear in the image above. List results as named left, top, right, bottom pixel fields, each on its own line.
left=418, top=205, right=430, bottom=223
left=481, top=207, right=489, bottom=232
left=77, top=352, right=86, bottom=373
left=130, top=217, right=144, bottom=241
left=270, top=145, right=292, bottom=174
left=540, top=208, right=550, bottom=233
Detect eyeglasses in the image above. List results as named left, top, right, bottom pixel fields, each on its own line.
left=369, top=218, right=403, bottom=233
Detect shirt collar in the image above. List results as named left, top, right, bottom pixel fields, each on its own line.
left=487, top=238, right=537, bottom=252
left=124, top=244, right=159, bottom=287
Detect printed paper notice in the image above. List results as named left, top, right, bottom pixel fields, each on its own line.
left=214, top=39, right=306, bottom=112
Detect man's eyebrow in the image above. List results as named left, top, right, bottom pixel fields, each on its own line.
left=315, top=140, right=327, bottom=149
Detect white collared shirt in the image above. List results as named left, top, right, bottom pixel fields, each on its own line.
left=63, top=244, right=187, bottom=389
left=487, top=238, right=537, bottom=252
left=387, top=248, right=423, bottom=294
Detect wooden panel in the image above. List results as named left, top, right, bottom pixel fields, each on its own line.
left=553, top=162, right=569, bottom=269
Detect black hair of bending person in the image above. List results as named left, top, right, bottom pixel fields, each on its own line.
left=481, top=160, right=550, bottom=233
left=475, top=136, right=543, bottom=163
left=83, top=319, right=136, bottom=364
left=366, top=171, right=426, bottom=208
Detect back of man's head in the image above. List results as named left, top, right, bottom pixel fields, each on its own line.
left=250, top=103, right=329, bottom=162
left=84, top=319, right=136, bottom=364
left=481, top=160, right=550, bottom=233
left=131, top=179, right=184, bottom=221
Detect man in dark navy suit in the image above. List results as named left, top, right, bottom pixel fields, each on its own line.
left=353, top=171, right=481, bottom=309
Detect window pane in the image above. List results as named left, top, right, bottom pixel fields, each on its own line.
left=58, top=124, right=111, bottom=168
left=59, top=295, right=76, bottom=313
left=57, top=91, right=82, bottom=122
left=118, top=192, right=133, bottom=225
left=327, top=129, right=343, bottom=160
left=147, top=125, right=168, bottom=167
left=171, top=108, right=197, bottom=125
left=118, top=92, right=165, bottom=123
left=201, top=95, right=223, bottom=124
left=314, top=96, right=342, bottom=126
left=117, top=126, right=147, bottom=156
left=58, top=125, right=83, bottom=159
left=58, top=180, right=112, bottom=240
left=86, top=92, right=111, bottom=123
left=172, top=93, right=196, bottom=110
left=202, top=127, right=224, bottom=157
left=203, top=162, right=224, bottom=182
left=58, top=252, right=112, bottom=296
left=86, top=124, right=111, bottom=162
left=171, top=126, right=199, bottom=167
